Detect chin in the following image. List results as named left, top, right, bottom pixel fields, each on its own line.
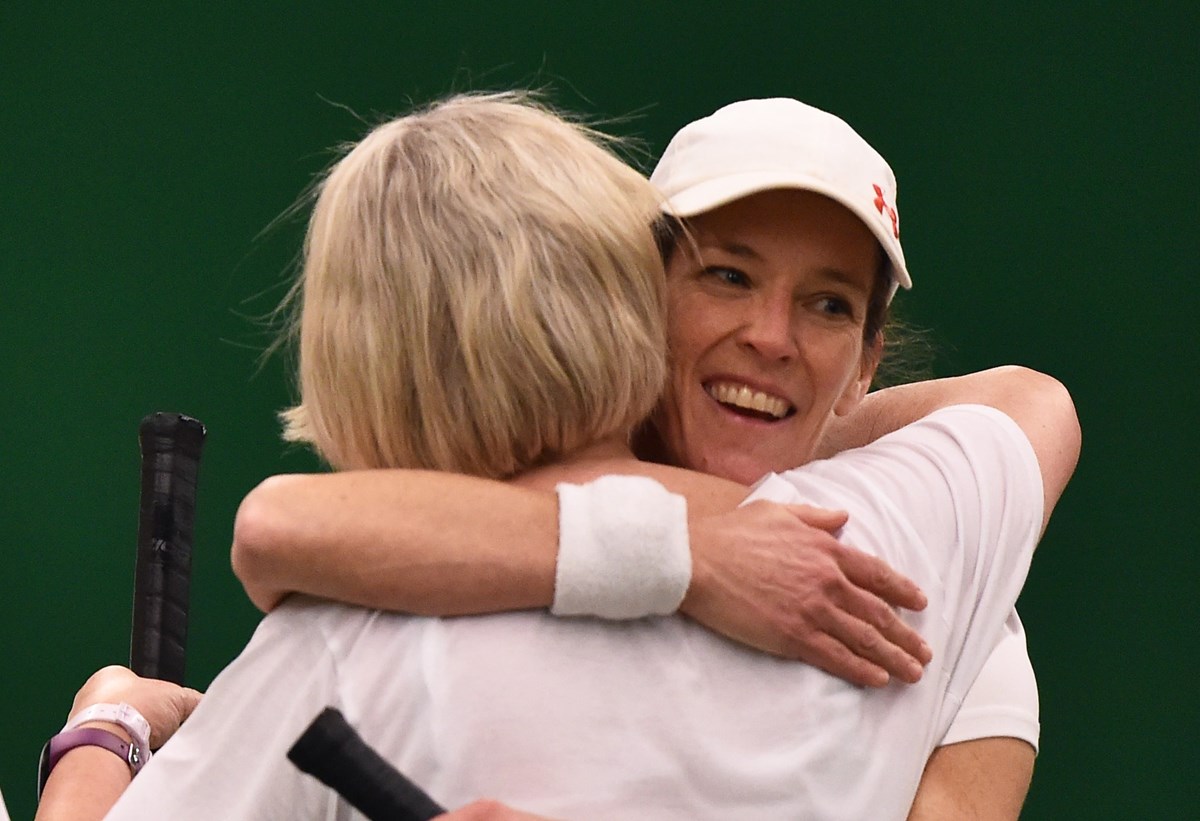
left=698, top=451, right=775, bottom=485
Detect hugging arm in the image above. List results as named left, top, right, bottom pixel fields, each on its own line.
left=233, top=471, right=559, bottom=616
left=821, top=365, right=1080, bottom=534
left=232, top=470, right=931, bottom=687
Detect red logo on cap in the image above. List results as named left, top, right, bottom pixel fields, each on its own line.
left=873, top=184, right=899, bottom=239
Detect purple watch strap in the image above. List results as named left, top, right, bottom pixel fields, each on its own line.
left=49, top=727, right=143, bottom=772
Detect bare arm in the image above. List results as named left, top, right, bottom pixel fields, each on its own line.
left=907, top=738, right=1034, bottom=821
left=233, top=469, right=930, bottom=686
left=35, top=746, right=132, bottom=821
left=233, top=471, right=559, bottom=614
left=34, top=667, right=202, bottom=821
left=821, top=366, right=1081, bottom=532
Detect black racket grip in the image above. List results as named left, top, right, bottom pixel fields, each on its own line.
left=130, top=412, right=206, bottom=684
left=289, top=708, right=446, bottom=821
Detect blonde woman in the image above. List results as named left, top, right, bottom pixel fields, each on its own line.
left=60, top=94, right=1075, bottom=819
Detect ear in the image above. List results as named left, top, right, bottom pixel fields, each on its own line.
left=834, top=333, right=883, bottom=416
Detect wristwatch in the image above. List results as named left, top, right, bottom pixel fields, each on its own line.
left=37, top=727, right=145, bottom=800
left=36, top=702, right=153, bottom=801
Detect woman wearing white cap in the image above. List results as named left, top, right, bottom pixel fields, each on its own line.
left=645, top=98, right=1043, bottom=819
left=216, top=98, right=1077, bottom=818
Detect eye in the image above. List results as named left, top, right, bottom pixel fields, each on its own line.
left=702, top=266, right=751, bottom=288
left=814, top=296, right=854, bottom=318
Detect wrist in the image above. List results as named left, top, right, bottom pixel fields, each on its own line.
left=76, top=720, right=134, bottom=743
left=37, top=726, right=145, bottom=801
left=678, top=527, right=712, bottom=617
left=65, top=702, right=152, bottom=753
left=552, top=475, right=691, bottom=619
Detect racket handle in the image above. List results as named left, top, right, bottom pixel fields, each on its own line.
left=288, top=708, right=446, bottom=821
left=130, top=412, right=206, bottom=684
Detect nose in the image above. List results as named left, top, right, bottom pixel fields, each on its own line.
left=736, top=294, right=799, bottom=361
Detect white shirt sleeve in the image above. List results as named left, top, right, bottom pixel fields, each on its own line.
left=940, top=611, right=1040, bottom=752
left=104, top=598, right=345, bottom=820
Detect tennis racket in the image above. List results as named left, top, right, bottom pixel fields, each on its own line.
left=289, top=707, right=446, bottom=821
left=129, top=412, right=206, bottom=684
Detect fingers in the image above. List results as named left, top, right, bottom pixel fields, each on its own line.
left=438, top=799, right=553, bottom=820
left=817, top=529, right=932, bottom=676
left=778, top=502, right=927, bottom=614
left=688, top=501, right=934, bottom=688
left=836, top=545, right=927, bottom=612
left=783, top=504, right=849, bottom=532
left=144, top=683, right=203, bottom=748
left=175, top=686, right=204, bottom=721
left=801, top=633, right=891, bottom=688
left=839, top=564, right=932, bottom=663
left=822, top=605, right=928, bottom=684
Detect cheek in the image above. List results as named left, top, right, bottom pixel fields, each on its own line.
left=806, top=334, right=866, bottom=402
left=665, top=294, right=715, bottom=380
left=834, top=346, right=872, bottom=410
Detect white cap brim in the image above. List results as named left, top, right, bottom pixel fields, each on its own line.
left=651, top=98, right=913, bottom=298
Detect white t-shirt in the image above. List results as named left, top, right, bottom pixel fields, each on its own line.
left=106, top=405, right=1043, bottom=821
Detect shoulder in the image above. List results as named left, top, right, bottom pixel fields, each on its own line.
left=747, top=405, right=1043, bottom=583
left=752, top=404, right=1042, bottom=516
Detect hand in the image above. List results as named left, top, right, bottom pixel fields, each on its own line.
left=68, top=665, right=203, bottom=748
left=436, top=799, right=558, bottom=820
left=682, top=501, right=932, bottom=687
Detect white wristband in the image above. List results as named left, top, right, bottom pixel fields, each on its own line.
left=552, top=475, right=691, bottom=619
left=64, top=702, right=153, bottom=762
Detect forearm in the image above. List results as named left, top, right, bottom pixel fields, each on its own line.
left=820, top=367, right=1032, bottom=455
left=35, top=744, right=131, bottom=821
left=232, top=471, right=558, bottom=613
left=35, top=667, right=202, bottom=821
left=819, top=366, right=1080, bottom=531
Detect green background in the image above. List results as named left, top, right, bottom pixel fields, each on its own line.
left=2, top=3, right=1196, bottom=818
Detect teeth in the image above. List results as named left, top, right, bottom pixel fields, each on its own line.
left=706, top=382, right=791, bottom=419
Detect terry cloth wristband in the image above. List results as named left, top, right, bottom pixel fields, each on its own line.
left=552, top=475, right=691, bottom=619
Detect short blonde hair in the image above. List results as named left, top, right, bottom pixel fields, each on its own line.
left=280, top=93, right=667, bottom=477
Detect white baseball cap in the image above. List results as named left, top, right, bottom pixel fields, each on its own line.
left=650, top=98, right=912, bottom=296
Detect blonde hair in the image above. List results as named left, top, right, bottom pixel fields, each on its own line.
left=279, top=93, right=667, bottom=477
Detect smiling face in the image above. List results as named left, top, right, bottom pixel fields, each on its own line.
left=652, top=189, right=883, bottom=483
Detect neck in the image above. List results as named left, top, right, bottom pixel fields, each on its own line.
left=512, top=435, right=639, bottom=491
left=514, top=431, right=752, bottom=518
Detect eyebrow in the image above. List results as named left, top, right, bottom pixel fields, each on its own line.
left=816, top=266, right=872, bottom=295
left=696, top=241, right=763, bottom=261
